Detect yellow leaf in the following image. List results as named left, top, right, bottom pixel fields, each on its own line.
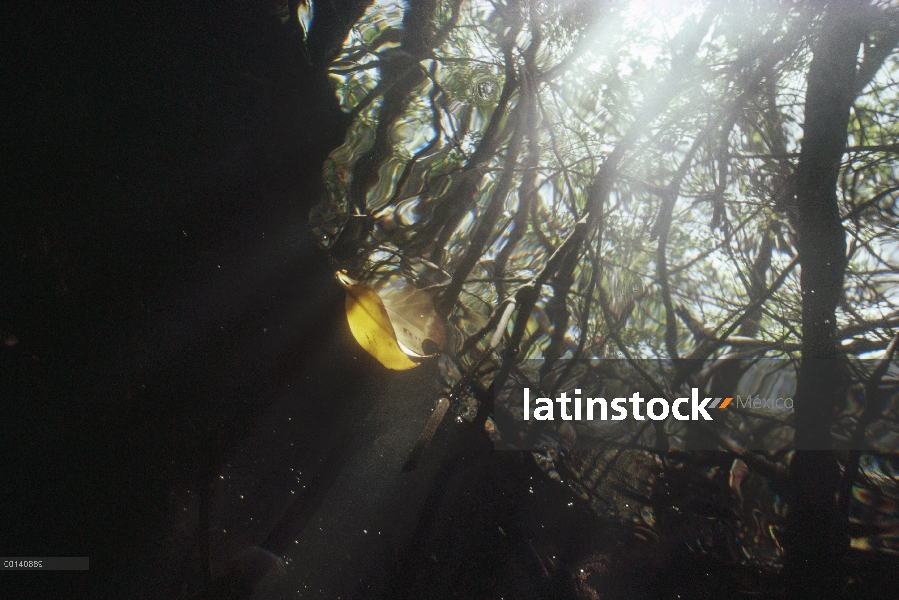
left=336, top=272, right=420, bottom=370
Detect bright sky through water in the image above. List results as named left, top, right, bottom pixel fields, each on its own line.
left=325, top=0, right=899, bottom=362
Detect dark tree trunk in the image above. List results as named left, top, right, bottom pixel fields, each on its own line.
left=784, top=2, right=867, bottom=597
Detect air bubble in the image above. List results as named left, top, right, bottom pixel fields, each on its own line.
left=476, top=79, right=496, bottom=99
left=468, top=71, right=501, bottom=105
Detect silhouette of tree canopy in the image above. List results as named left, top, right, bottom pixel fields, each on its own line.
left=311, top=0, right=899, bottom=595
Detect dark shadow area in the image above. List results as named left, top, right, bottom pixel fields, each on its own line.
left=2, top=2, right=361, bottom=597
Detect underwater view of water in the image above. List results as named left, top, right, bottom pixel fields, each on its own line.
left=5, top=1, right=899, bottom=599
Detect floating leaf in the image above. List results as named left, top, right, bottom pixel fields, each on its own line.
left=336, top=272, right=419, bottom=370
left=375, top=276, right=447, bottom=357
